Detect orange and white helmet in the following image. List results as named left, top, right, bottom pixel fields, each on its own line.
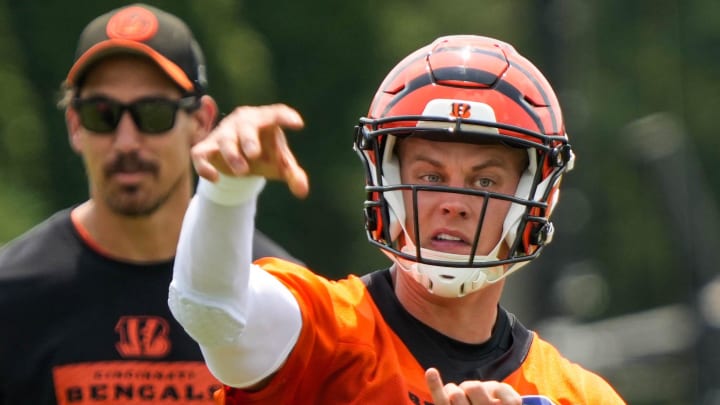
left=354, top=35, right=575, bottom=297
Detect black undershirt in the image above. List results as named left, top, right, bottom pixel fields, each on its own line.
left=362, top=268, right=533, bottom=384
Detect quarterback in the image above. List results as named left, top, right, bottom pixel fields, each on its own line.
left=169, top=35, right=626, bottom=405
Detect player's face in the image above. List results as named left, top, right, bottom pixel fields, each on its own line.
left=397, top=137, right=527, bottom=256
left=67, top=55, right=199, bottom=217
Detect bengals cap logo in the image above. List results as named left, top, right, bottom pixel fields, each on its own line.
left=106, top=6, right=159, bottom=42
left=115, top=316, right=171, bottom=358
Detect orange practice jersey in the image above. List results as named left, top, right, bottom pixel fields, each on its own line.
left=216, top=258, right=625, bottom=405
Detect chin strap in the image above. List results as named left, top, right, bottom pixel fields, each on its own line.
left=393, top=234, right=506, bottom=297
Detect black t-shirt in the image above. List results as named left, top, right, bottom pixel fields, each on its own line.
left=0, top=208, right=300, bottom=405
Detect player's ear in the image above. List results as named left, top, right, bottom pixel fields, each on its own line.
left=191, top=95, right=218, bottom=145
left=66, top=107, right=84, bottom=153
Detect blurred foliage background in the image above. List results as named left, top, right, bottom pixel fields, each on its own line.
left=1, top=0, right=718, bottom=404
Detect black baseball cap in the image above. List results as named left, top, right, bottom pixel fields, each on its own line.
left=66, top=3, right=207, bottom=94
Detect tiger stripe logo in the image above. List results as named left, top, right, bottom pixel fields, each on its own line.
left=115, top=316, right=171, bottom=358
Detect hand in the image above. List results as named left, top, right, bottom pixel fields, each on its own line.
left=191, top=103, right=309, bottom=198
left=426, top=368, right=522, bottom=405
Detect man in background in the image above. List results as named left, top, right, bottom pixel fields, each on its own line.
left=0, top=4, right=299, bottom=404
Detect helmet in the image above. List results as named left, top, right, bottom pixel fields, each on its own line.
left=354, top=35, right=575, bottom=297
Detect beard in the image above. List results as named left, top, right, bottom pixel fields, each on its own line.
left=103, top=177, right=182, bottom=217
left=100, top=151, right=184, bottom=217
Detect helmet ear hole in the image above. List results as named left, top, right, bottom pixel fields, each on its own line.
left=529, top=222, right=555, bottom=247
left=354, top=126, right=374, bottom=151
left=549, top=144, right=575, bottom=170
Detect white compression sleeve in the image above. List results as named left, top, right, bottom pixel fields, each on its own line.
left=169, top=174, right=302, bottom=387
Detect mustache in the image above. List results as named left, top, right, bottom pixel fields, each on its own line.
left=104, top=152, right=158, bottom=177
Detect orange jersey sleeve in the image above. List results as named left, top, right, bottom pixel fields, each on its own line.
left=219, top=258, right=427, bottom=405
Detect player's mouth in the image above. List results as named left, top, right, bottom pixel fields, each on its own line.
left=428, top=230, right=472, bottom=254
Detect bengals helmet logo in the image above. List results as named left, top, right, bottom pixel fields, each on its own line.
left=450, top=102, right=472, bottom=119
left=115, top=316, right=171, bottom=358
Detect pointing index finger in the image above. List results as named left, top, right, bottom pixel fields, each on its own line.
left=426, top=368, right=450, bottom=405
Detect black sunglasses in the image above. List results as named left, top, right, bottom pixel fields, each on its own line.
left=72, top=96, right=201, bottom=134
